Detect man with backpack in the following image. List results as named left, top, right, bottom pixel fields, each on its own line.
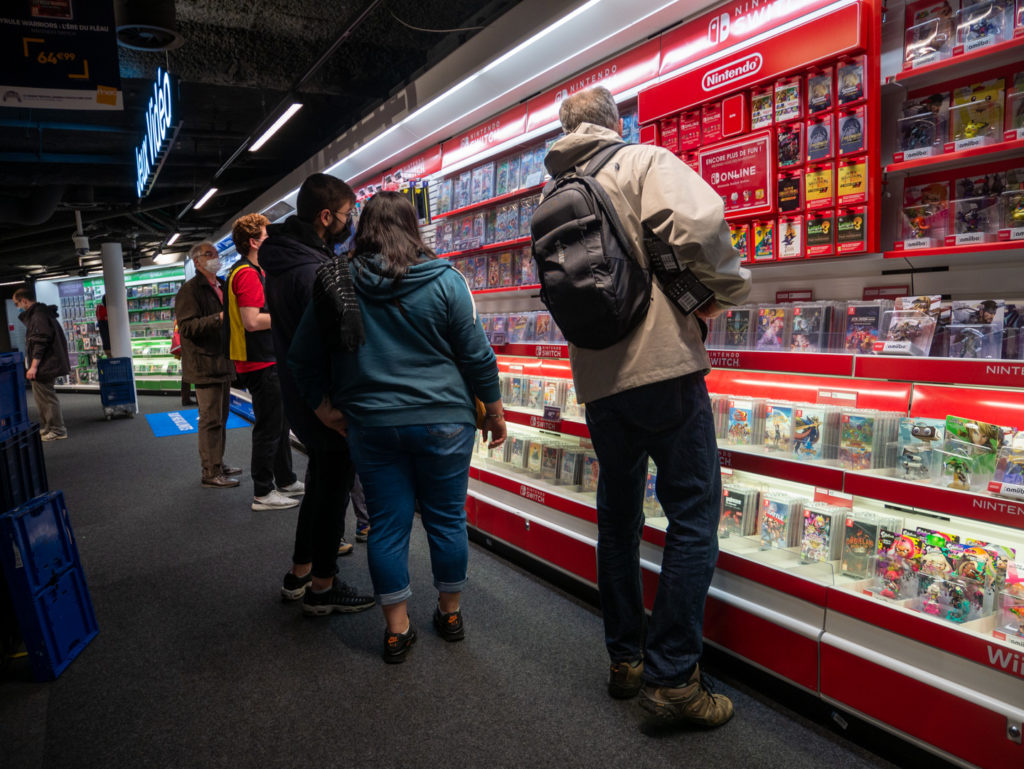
left=535, top=86, right=750, bottom=728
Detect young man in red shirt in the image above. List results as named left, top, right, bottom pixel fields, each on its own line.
left=225, top=213, right=303, bottom=510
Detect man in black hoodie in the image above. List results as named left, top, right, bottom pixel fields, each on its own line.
left=13, top=286, right=70, bottom=440
left=260, top=173, right=374, bottom=616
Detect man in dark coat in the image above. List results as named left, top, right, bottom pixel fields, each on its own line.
left=13, top=286, right=70, bottom=440
left=174, top=243, right=241, bottom=488
left=259, top=173, right=373, bottom=615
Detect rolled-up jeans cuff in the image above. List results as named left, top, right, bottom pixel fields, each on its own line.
left=377, top=585, right=413, bottom=606
left=434, top=577, right=467, bottom=593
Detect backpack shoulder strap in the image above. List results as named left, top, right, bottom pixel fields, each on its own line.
left=580, top=142, right=628, bottom=178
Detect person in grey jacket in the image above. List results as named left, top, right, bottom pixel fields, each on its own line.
left=544, top=87, right=751, bottom=727
left=13, top=286, right=70, bottom=440
left=174, top=243, right=241, bottom=488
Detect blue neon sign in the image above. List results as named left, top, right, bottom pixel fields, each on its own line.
left=134, top=67, right=175, bottom=198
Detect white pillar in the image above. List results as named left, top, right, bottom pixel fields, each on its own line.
left=100, top=242, right=132, bottom=359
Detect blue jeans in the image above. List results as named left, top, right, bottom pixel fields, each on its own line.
left=346, top=423, right=476, bottom=605
left=585, top=373, right=721, bottom=688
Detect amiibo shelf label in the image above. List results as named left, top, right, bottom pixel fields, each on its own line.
left=853, top=350, right=1024, bottom=387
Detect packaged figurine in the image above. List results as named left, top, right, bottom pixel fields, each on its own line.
left=901, top=181, right=950, bottom=247
left=876, top=309, right=938, bottom=355
left=897, top=92, right=949, bottom=161
left=947, top=298, right=1006, bottom=358
left=989, top=431, right=1024, bottom=498
left=949, top=79, right=1005, bottom=150
left=904, top=0, right=957, bottom=69
left=1006, top=73, right=1024, bottom=141
left=954, top=1, right=1012, bottom=54
left=999, top=187, right=1024, bottom=238
left=948, top=195, right=999, bottom=244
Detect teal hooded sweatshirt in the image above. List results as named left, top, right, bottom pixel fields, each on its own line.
left=289, top=253, right=500, bottom=428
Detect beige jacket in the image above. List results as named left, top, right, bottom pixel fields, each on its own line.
left=543, top=123, right=752, bottom=403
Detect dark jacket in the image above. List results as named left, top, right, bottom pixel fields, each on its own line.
left=259, top=216, right=347, bottom=451
left=175, top=274, right=235, bottom=384
left=20, top=302, right=70, bottom=381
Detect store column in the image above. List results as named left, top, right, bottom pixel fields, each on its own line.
left=100, top=242, right=132, bottom=359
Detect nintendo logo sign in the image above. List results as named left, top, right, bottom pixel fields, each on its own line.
left=701, top=53, right=763, bottom=92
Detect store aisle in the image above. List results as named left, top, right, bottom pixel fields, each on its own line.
left=1, top=394, right=947, bottom=769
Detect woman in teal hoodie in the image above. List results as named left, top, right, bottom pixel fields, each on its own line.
left=289, top=191, right=506, bottom=662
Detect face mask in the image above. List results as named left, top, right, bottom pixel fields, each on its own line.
left=202, top=257, right=220, bottom=274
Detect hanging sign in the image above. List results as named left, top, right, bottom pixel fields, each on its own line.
left=441, top=103, right=528, bottom=169
left=640, top=2, right=866, bottom=123
left=658, top=0, right=844, bottom=77
left=0, top=2, right=122, bottom=110
left=525, top=39, right=662, bottom=133
left=134, top=67, right=176, bottom=198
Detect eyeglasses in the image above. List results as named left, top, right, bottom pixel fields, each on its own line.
left=332, top=208, right=354, bottom=224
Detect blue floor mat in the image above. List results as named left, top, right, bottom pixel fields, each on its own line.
left=145, top=408, right=250, bottom=437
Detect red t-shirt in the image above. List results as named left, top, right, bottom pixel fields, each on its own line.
left=231, top=265, right=274, bottom=373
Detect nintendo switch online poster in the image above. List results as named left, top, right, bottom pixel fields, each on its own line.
left=699, top=131, right=773, bottom=217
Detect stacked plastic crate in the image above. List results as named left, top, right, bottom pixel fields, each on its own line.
left=98, top=357, right=137, bottom=419
left=0, top=351, right=98, bottom=680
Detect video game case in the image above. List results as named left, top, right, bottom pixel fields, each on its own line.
left=793, top=404, right=841, bottom=461
left=723, top=307, right=754, bottom=349
left=455, top=171, right=472, bottom=209
left=721, top=483, right=760, bottom=538
left=727, top=397, right=767, bottom=446
left=759, top=492, right=805, bottom=549
left=789, top=301, right=836, bottom=351
left=800, top=502, right=847, bottom=562
left=755, top=305, right=791, bottom=351
left=764, top=401, right=795, bottom=452
left=557, top=449, right=585, bottom=489
left=843, top=300, right=894, bottom=353
left=840, top=513, right=882, bottom=577
left=581, top=452, right=601, bottom=493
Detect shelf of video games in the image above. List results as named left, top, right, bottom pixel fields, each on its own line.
left=51, top=267, right=184, bottom=390
left=345, top=2, right=1024, bottom=759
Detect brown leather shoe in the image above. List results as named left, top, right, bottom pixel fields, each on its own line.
left=202, top=474, right=240, bottom=488
left=639, top=664, right=734, bottom=728
left=222, top=465, right=243, bottom=476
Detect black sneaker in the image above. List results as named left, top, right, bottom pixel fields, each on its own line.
left=433, top=605, right=465, bottom=642
left=281, top=570, right=312, bottom=600
left=301, top=579, right=375, bottom=616
left=382, top=623, right=417, bottom=664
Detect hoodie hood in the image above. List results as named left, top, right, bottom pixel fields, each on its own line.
left=22, top=302, right=59, bottom=322
left=350, top=253, right=453, bottom=303
left=259, top=215, right=330, bottom=278
left=545, top=123, right=623, bottom=177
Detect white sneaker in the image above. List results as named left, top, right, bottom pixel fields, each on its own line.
left=278, top=480, right=305, bottom=496
left=40, top=431, right=68, bottom=442
left=252, top=490, right=300, bottom=511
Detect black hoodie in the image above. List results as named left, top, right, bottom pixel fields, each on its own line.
left=259, top=215, right=346, bottom=451
left=21, top=302, right=70, bottom=380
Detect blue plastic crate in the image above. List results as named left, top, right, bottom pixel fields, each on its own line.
left=0, top=424, right=48, bottom=512
left=97, top=357, right=134, bottom=386
left=99, top=382, right=136, bottom=407
left=0, top=352, right=30, bottom=436
left=0, top=491, right=79, bottom=596
left=7, top=564, right=98, bottom=680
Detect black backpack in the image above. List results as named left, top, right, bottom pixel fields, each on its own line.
left=530, top=143, right=652, bottom=350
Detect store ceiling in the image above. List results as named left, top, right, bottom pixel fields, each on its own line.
left=0, top=0, right=525, bottom=283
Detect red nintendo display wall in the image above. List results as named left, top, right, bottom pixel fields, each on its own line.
left=637, top=0, right=881, bottom=263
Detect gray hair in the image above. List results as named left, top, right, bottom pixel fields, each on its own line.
left=189, top=241, right=215, bottom=261
left=558, top=86, right=620, bottom=133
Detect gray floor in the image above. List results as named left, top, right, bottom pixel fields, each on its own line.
left=0, top=393, right=950, bottom=769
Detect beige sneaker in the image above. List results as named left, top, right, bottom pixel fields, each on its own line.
left=639, top=664, right=734, bottom=728
left=608, top=659, right=644, bottom=699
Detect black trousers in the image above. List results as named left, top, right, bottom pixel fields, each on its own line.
left=292, top=447, right=355, bottom=578
left=238, top=365, right=296, bottom=497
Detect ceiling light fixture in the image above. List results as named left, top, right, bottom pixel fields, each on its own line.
left=193, top=187, right=218, bottom=210
left=167, top=232, right=181, bottom=245
left=249, top=103, right=304, bottom=152
left=153, top=253, right=182, bottom=265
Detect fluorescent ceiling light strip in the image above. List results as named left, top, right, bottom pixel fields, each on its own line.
left=249, top=103, right=304, bottom=152
left=0, top=279, right=25, bottom=286
left=166, top=232, right=180, bottom=245
left=193, top=187, right=218, bottom=210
